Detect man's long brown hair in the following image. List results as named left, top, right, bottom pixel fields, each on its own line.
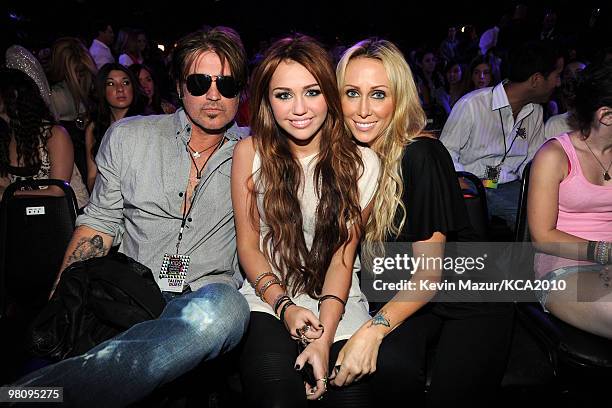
left=249, top=35, right=363, bottom=298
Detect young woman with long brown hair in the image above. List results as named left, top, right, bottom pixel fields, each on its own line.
left=232, top=35, right=379, bottom=406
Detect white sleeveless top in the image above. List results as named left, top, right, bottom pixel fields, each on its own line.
left=239, top=146, right=380, bottom=341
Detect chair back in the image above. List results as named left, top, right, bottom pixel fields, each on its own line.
left=457, top=171, right=489, bottom=241
left=0, top=179, right=78, bottom=318
left=514, top=162, right=532, bottom=243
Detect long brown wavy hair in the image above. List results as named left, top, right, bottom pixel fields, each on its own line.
left=249, top=34, right=364, bottom=297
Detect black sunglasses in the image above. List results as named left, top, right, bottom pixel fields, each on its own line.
left=185, top=74, right=241, bottom=98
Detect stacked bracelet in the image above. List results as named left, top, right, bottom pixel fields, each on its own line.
left=317, top=294, right=346, bottom=317
left=252, top=271, right=275, bottom=289
left=279, top=299, right=295, bottom=326
left=274, top=295, right=291, bottom=315
left=257, top=278, right=282, bottom=301
left=594, top=241, right=612, bottom=265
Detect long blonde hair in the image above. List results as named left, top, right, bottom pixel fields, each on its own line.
left=337, top=39, right=426, bottom=251
left=48, top=37, right=97, bottom=116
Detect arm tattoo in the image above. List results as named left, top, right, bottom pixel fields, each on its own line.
left=65, top=235, right=108, bottom=267
left=369, top=311, right=391, bottom=328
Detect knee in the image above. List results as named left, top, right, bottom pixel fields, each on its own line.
left=181, top=284, right=249, bottom=347
left=591, top=302, right=612, bottom=339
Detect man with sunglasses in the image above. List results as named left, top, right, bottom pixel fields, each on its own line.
left=12, top=27, right=250, bottom=406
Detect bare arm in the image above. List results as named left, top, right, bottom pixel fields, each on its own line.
left=368, top=232, right=445, bottom=336
left=85, top=123, right=98, bottom=193
left=332, top=231, right=445, bottom=386
left=317, top=204, right=373, bottom=346
left=51, top=225, right=113, bottom=296
left=231, top=138, right=284, bottom=304
left=528, top=137, right=590, bottom=260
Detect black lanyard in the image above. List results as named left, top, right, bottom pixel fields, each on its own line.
left=497, top=109, right=525, bottom=167
left=175, top=136, right=225, bottom=254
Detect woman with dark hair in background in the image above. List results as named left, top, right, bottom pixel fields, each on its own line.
left=441, top=59, right=469, bottom=108
left=0, top=68, right=89, bottom=208
left=414, top=48, right=449, bottom=129
left=129, top=63, right=176, bottom=115
left=85, top=63, right=145, bottom=191
left=233, top=34, right=379, bottom=406
left=529, top=61, right=612, bottom=339
left=467, top=55, right=494, bottom=91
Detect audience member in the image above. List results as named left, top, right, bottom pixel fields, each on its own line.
left=11, top=26, right=251, bottom=407
left=440, top=41, right=563, bottom=231
left=85, top=63, right=145, bottom=191
left=89, top=21, right=115, bottom=69
left=233, top=34, right=379, bottom=405
left=129, top=63, right=176, bottom=115
left=529, top=61, right=612, bottom=339
left=0, top=68, right=89, bottom=208
left=335, top=38, right=513, bottom=407
left=47, top=37, right=97, bottom=184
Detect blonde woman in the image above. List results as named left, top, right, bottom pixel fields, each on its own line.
left=333, top=39, right=513, bottom=407
left=47, top=37, right=97, bottom=184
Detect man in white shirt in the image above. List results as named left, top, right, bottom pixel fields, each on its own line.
left=440, top=41, right=563, bottom=232
left=89, top=21, right=115, bottom=68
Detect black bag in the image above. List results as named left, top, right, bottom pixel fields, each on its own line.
left=28, top=252, right=166, bottom=361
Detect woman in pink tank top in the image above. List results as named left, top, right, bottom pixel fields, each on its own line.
left=528, top=61, right=612, bottom=339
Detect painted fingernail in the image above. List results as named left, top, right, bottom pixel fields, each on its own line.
left=295, top=364, right=301, bottom=370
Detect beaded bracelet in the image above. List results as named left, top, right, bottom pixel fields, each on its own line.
left=595, top=241, right=612, bottom=265
left=593, top=241, right=607, bottom=265
left=258, top=278, right=282, bottom=301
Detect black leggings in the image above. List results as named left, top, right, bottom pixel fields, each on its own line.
left=370, top=303, right=515, bottom=408
left=240, top=312, right=373, bottom=408
left=240, top=304, right=513, bottom=408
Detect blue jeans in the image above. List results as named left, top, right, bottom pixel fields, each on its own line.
left=484, top=180, right=521, bottom=231
left=13, top=283, right=249, bottom=407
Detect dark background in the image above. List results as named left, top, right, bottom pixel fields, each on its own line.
left=1, top=0, right=610, bottom=56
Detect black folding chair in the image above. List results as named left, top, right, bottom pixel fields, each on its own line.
left=457, top=171, right=489, bottom=240
left=0, top=179, right=78, bottom=319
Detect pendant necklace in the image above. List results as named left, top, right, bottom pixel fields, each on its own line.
left=188, top=136, right=225, bottom=180
left=188, top=140, right=219, bottom=158
left=584, top=139, right=612, bottom=181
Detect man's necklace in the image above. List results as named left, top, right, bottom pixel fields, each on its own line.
left=584, top=139, right=612, bottom=181
left=187, top=139, right=220, bottom=158
left=188, top=136, right=225, bottom=179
